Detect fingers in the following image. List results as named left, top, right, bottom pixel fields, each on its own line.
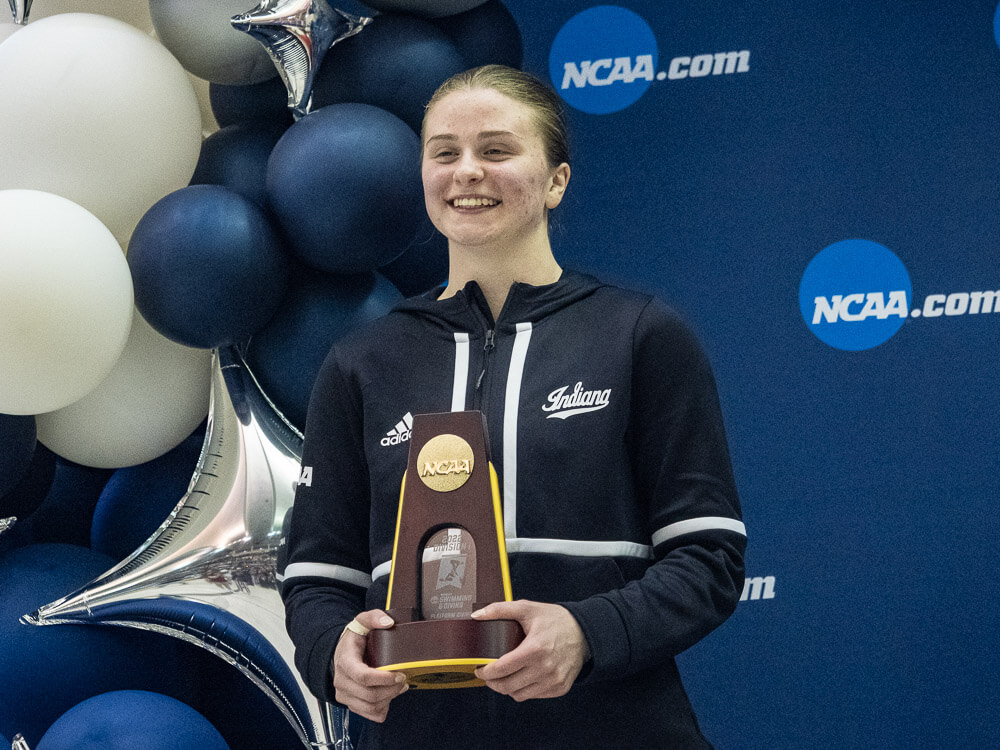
left=474, top=601, right=589, bottom=702
left=333, top=609, right=407, bottom=722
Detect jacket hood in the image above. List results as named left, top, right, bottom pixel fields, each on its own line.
left=391, top=269, right=606, bottom=334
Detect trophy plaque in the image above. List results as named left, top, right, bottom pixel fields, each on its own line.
left=364, top=410, right=524, bottom=689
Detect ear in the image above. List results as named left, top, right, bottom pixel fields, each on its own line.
left=545, top=163, right=571, bottom=209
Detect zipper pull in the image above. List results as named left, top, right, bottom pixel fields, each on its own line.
left=475, top=329, right=495, bottom=390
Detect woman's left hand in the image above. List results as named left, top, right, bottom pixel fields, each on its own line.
left=471, top=600, right=589, bottom=701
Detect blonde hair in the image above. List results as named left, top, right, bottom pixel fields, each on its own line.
left=422, top=65, right=570, bottom=168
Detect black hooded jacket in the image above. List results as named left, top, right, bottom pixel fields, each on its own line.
left=281, top=270, right=746, bottom=748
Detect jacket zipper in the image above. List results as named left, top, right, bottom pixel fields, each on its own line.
left=474, top=328, right=496, bottom=409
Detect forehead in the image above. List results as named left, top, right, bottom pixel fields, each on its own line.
left=424, top=87, right=538, bottom=139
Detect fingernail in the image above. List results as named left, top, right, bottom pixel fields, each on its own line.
left=470, top=608, right=485, bottom=618
left=379, top=616, right=393, bottom=627
left=395, top=673, right=407, bottom=684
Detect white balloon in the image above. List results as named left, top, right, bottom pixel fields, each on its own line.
left=0, top=13, right=202, bottom=245
left=0, top=189, right=133, bottom=416
left=149, top=0, right=277, bottom=85
left=361, top=0, right=488, bottom=18
left=36, top=309, right=212, bottom=469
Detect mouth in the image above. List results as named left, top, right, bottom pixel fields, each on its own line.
left=449, top=197, right=500, bottom=209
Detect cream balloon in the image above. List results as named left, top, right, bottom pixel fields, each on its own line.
left=36, top=309, right=212, bottom=469
left=149, top=0, right=277, bottom=85
left=25, top=0, right=154, bottom=32
left=0, top=190, right=133, bottom=415
left=0, top=13, right=202, bottom=245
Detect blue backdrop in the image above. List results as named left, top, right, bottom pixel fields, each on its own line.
left=504, top=1, right=1000, bottom=747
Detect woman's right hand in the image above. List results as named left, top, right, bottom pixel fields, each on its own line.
left=332, top=609, right=409, bottom=722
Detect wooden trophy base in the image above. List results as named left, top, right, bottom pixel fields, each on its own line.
left=366, top=618, right=524, bottom=689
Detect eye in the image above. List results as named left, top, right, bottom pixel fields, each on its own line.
left=483, top=147, right=511, bottom=159
left=431, top=149, right=458, bottom=161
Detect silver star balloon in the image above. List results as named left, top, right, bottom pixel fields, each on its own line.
left=23, top=347, right=347, bottom=749
left=7, top=0, right=30, bottom=24
left=232, top=0, right=370, bottom=119
left=0, top=516, right=14, bottom=537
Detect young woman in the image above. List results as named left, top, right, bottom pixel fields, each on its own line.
left=281, top=65, right=746, bottom=748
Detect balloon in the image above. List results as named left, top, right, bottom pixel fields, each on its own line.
left=0, top=189, right=133, bottom=416
left=0, top=414, right=36, bottom=499
left=19, top=458, right=114, bottom=547
left=431, top=0, right=523, bottom=69
left=36, top=691, right=229, bottom=750
left=0, top=445, right=56, bottom=546
left=35, top=309, right=212, bottom=469
left=0, top=543, right=192, bottom=745
left=360, top=0, right=488, bottom=19
left=149, top=0, right=274, bottom=85
left=209, top=77, right=294, bottom=128
left=90, top=426, right=204, bottom=561
left=0, top=13, right=202, bottom=244
left=128, top=185, right=290, bottom=349
left=22, top=0, right=153, bottom=32
left=379, top=215, right=450, bottom=297
left=189, top=122, right=288, bottom=207
left=231, top=0, right=370, bottom=118
left=247, top=271, right=402, bottom=429
left=7, top=0, right=28, bottom=23
left=312, top=12, right=466, bottom=131
left=266, top=102, right=423, bottom=273
left=24, top=349, right=346, bottom=749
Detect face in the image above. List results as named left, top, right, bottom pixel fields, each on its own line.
left=421, top=88, right=570, bottom=252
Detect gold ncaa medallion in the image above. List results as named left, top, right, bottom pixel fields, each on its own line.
left=416, top=434, right=475, bottom=492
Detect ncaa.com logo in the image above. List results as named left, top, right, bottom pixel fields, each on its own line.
left=548, top=5, right=750, bottom=115
left=800, top=239, right=1000, bottom=351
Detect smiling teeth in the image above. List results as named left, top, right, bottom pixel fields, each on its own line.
left=452, top=197, right=498, bottom=207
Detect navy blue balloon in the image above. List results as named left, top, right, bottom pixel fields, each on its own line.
left=247, top=271, right=402, bottom=429
left=21, top=458, right=114, bottom=547
left=379, top=214, right=450, bottom=297
left=0, top=413, right=36, bottom=500
left=189, top=123, right=287, bottom=207
left=91, top=425, right=204, bottom=562
left=431, top=0, right=523, bottom=69
left=311, top=13, right=467, bottom=131
left=208, top=77, right=293, bottom=129
left=266, top=103, right=423, bottom=274
left=129, top=185, right=290, bottom=349
left=0, top=544, right=191, bottom=745
left=36, top=691, right=229, bottom=750
left=184, top=647, right=302, bottom=750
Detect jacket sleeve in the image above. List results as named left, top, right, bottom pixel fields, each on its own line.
left=562, top=297, right=746, bottom=682
left=280, top=345, right=372, bottom=704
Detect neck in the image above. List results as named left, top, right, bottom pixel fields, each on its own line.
left=440, top=233, right=562, bottom=320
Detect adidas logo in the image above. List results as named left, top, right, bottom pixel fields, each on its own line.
left=542, top=382, right=612, bottom=420
left=380, top=412, right=413, bottom=446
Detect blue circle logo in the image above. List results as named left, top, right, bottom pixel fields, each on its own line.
left=548, top=6, right=658, bottom=115
left=799, top=240, right=912, bottom=351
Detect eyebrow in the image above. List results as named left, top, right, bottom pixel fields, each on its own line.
left=425, top=130, right=521, bottom=144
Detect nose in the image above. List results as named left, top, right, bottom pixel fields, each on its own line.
left=453, top=152, right=484, bottom=185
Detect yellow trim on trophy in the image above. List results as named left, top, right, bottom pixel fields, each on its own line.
left=489, top=463, right=514, bottom=602
left=377, top=657, right=497, bottom=689
left=385, top=471, right=407, bottom=610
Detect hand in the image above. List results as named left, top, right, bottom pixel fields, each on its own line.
left=332, top=609, right=408, bottom=722
left=472, top=600, right=589, bottom=701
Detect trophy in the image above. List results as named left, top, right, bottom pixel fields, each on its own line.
left=365, top=410, right=524, bottom=688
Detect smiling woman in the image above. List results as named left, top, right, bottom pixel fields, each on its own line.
left=280, top=65, right=746, bottom=750
left=420, top=71, right=571, bottom=318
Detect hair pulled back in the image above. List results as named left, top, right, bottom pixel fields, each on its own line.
left=422, top=64, right=570, bottom=169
